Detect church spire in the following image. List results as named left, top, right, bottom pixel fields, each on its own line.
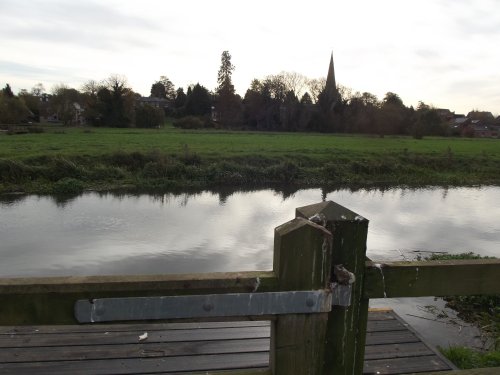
left=325, top=52, right=339, bottom=110
left=326, top=52, right=336, bottom=91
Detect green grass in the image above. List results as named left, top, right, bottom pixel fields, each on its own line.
left=1, top=123, right=499, bottom=193
left=440, top=346, right=500, bottom=369
left=429, top=253, right=500, bottom=369
left=1, top=123, right=500, bottom=160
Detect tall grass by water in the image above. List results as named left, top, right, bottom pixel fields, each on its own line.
left=1, top=123, right=499, bottom=193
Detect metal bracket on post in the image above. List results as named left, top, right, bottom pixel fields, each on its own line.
left=331, top=264, right=355, bottom=307
left=330, top=283, right=353, bottom=307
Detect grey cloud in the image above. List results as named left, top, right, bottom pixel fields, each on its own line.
left=0, top=61, right=56, bottom=77
left=0, top=0, right=159, bottom=51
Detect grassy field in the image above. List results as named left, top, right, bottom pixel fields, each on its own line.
left=1, top=124, right=500, bottom=160
left=1, top=123, right=499, bottom=194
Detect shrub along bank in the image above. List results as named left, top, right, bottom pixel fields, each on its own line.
left=1, top=127, right=499, bottom=194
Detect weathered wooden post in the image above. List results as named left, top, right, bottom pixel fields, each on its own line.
left=296, top=201, right=369, bottom=375
left=271, top=217, right=333, bottom=375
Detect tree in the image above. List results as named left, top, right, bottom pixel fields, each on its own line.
left=0, top=90, right=31, bottom=124
left=2, top=84, right=14, bottom=98
left=376, top=92, right=410, bottom=136
left=50, top=84, right=82, bottom=126
left=31, top=83, right=45, bottom=97
left=18, top=90, right=41, bottom=122
left=413, top=101, right=445, bottom=138
left=135, top=104, right=165, bottom=128
left=300, top=92, right=313, bottom=105
left=217, top=51, right=235, bottom=96
left=185, top=83, right=212, bottom=116
left=82, top=75, right=135, bottom=127
left=81, top=80, right=104, bottom=125
left=174, top=88, right=187, bottom=108
left=307, top=78, right=326, bottom=103
left=215, top=51, right=241, bottom=126
left=150, top=76, right=175, bottom=100
left=102, top=75, right=135, bottom=127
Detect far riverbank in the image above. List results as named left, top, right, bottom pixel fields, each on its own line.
left=1, top=126, right=499, bottom=194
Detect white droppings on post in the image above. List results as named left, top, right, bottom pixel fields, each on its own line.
left=90, top=300, right=96, bottom=323
left=354, top=215, right=365, bottom=221
left=321, top=236, right=329, bottom=284
left=373, top=263, right=387, bottom=298
left=138, top=332, right=148, bottom=341
left=252, top=277, right=260, bottom=292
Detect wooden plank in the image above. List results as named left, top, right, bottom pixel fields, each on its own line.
left=271, top=217, right=332, bottom=375
left=297, top=200, right=370, bottom=375
left=0, top=326, right=270, bottom=348
left=0, top=352, right=270, bottom=374
left=364, top=259, right=500, bottom=298
left=363, top=355, right=452, bottom=374
left=367, top=311, right=398, bottom=321
left=364, top=342, right=434, bottom=360
left=0, top=271, right=278, bottom=325
left=366, top=319, right=407, bottom=332
left=406, top=367, right=500, bottom=375
left=0, top=271, right=277, bottom=295
left=185, top=370, right=270, bottom=375
left=0, top=338, right=270, bottom=363
left=365, top=330, right=420, bottom=345
left=0, top=320, right=271, bottom=335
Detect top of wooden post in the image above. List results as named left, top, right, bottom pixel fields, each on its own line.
left=296, top=201, right=368, bottom=223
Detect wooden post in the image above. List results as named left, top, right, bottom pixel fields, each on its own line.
left=271, top=217, right=333, bottom=375
left=297, top=201, right=369, bottom=375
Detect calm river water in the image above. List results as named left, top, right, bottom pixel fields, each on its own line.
left=1, top=186, right=499, bottom=278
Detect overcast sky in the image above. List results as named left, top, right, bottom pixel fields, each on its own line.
left=1, top=0, right=499, bottom=115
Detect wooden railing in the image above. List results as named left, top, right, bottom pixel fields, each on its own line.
left=0, top=200, right=499, bottom=375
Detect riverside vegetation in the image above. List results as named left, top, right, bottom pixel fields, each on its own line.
left=426, top=253, right=500, bottom=369
left=1, top=122, right=500, bottom=194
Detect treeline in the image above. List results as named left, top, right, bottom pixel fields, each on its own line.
left=0, top=51, right=463, bottom=137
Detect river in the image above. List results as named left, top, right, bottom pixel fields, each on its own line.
left=1, top=186, right=498, bottom=278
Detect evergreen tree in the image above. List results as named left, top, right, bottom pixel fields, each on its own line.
left=215, top=51, right=241, bottom=126
left=185, top=83, right=212, bottom=116
left=150, top=76, right=175, bottom=100
left=2, top=84, right=14, bottom=98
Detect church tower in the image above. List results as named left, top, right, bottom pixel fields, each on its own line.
left=324, top=52, right=339, bottom=110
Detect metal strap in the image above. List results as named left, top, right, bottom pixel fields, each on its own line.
left=75, top=290, right=332, bottom=323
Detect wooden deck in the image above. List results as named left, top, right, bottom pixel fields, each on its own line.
left=0, top=309, right=455, bottom=374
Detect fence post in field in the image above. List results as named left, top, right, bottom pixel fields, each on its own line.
left=271, top=217, right=333, bottom=375
left=296, top=201, right=369, bottom=375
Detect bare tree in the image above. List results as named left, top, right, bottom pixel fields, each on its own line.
left=280, top=71, right=308, bottom=98
left=307, top=77, right=326, bottom=103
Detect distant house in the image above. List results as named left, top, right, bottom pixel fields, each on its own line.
left=463, top=120, right=499, bottom=138
left=467, top=111, right=495, bottom=124
left=436, top=108, right=454, bottom=121
left=449, top=115, right=470, bottom=136
left=137, top=97, right=171, bottom=110
left=73, top=102, right=85, bottom=125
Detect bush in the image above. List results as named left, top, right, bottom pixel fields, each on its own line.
left=0, top=159, right=33, bottom=182
left=265, top=161, right=299, bottom=183
left=440, top=346, right=500, bottom=369
left=45, top=157, right=87, bottom=181
left=141, top=160, right=185, bottom=179
left=135, top=104, right=165, bottom=128
left=27, top=126, right=44, bottom=133
left=172, top=116, right=212, bottom=129
left=52, top=177, right=84, bottom=194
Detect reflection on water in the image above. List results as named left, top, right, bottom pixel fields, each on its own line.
left=0, top=186, right=499, bottom=277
